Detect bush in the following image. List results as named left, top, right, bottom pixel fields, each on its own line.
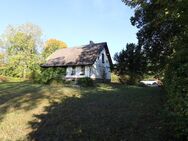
left=111, top=73, right=120, bottom=83
left=118, top=74, right=130, bottom=84
left=0, top=75, right=8, bottom=82
left=118, top=74, right=142, bottom=85
left=164, top=49, right=188, bottom=140
left=34, top=67, right=66, bottom=84
left=77, top=77, right=94, bottom=87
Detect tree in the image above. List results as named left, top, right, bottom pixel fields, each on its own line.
left=1, top=23, right=43, bottom=78
left=122, top=0, right=188, bottom=139
left=42, top=39, right=67, bottom=58
left=0, top=53, right=5, bottom=67
left=122, top=0, right=188, bottom=74
left=2, top=23, right=43, bottom=50
left=114, top=43, right=146, bottom=84
left=6, top=32, right=40, bottom=78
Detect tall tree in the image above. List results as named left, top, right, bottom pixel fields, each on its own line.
left=42, top=39, right=67, bottom=58
left=114, top=43, right=146, bottom=84
left=122, top=0, right=188, bottom=74
left=1, top=23, right=43, bottom=78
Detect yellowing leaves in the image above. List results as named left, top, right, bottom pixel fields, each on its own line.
left=43, top=39, right=67, bottom=58
left=45, top=39, right=67, bottom=49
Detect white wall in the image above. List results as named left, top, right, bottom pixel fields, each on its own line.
left=91, top=49, right=111, bottom=80
left=65, top=48, right=111, bottom=80
left=65, top=66, right=90, bottom=79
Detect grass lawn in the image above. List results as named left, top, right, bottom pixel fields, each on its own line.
left=0, top=82, right=165, bottom=141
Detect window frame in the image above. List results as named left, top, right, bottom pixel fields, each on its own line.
left=80, top=66, right=85, bottom=75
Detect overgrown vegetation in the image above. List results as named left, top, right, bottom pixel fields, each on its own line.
left=0, top=23, right=67, bottom=83
left=122, top=0, right=188, bottom=140
left=114, top=43, right=146, bottom=84
left=76, top=77, right=94, bottom=87
left=34, top=67, right=66, bottom=84
left=164, top=49, right=188, bottom=139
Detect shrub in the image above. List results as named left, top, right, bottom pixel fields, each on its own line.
left=111, top=73, right=120, bottom=83
left=0, top=75, right=8, bottom=82
left=164, top=49, right=188, bottom=140
left=118, top=74, right=130, bottom=84
left=118, top=74, right=142, bottom=85
left=35, top=67, right=66, bottom=84
left=77, top=77, right=94, bottom=87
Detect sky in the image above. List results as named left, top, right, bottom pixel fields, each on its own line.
left=0, top=0, right=138, bottom=58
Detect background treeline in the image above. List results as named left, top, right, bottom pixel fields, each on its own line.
left=114, top=0, right=187, bottom=140
left=0, top=23, right=67, bottom=82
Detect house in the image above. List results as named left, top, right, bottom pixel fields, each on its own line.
left=41, top=41, right=113, bottom=82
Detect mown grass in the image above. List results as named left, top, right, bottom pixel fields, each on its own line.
left=0, top=82, right=165, bottom=141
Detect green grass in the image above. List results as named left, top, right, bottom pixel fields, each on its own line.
left=0, top=82, right=165, bottom=141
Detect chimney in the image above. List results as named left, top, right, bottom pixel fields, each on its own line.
left=89, top=40, right=94, bottom=45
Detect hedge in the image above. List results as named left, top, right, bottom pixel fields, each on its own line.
left=164, top=49, right=188, bottom=140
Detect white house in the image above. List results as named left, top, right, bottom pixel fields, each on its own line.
left=41, top=41, right=113, bottom=82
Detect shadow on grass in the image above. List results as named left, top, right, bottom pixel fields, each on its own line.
left=0, top=82, right=48, bottom=121
left=29, top=85, right=165, bottom=141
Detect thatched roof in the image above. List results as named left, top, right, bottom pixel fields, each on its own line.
left=41, top=42, right=113, bottom=67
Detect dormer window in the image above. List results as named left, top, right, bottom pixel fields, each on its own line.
left=80, top=66, right=85, bottom=75
left=102, top=53, right=104, bottom=63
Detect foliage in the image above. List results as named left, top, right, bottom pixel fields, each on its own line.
left=0, top=53, right=5, bottom=67
left=117, top=74, right=129, bottom=84
left=0, top=23, right=43, bottom=79
left=123, top=0, right=188, bottom=139
left=122, top=0, right=188, bottom=74
left=119, top=74, right=143, bottom=85
left=0, top=75, right=23, bottom=82
left=1, top=23, right=43, bottom=51
left=77, top=77, right=94, bottom=87
left=42, top=39, right=67, bottom=58
left=114, top=43, right=146, bottom=84
left=111, top=73, right=120, bottom=83
left=0, top=75, right=8, bottom=82
left=37, top=67, right=66, bottom=84
left=164, top=49, right=188, bottom=140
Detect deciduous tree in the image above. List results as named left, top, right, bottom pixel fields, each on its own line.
left=43, top=39, right=67, bottom=58
left=122, top=0, right=188, bottom=139
left=1, top=23, right=43, bottom=78
left=122, top=0, right=188, bottom=74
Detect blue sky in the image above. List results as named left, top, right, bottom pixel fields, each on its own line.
left=0, top=0, right=138, bottom=58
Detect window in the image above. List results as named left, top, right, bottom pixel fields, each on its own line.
left=71, top=66, right=76, bottom=75
left=102, top=53, right=104, bottom=63
left=89, top=67, right=92, bottom=76
left=80, top=66, right=85, bottom=75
